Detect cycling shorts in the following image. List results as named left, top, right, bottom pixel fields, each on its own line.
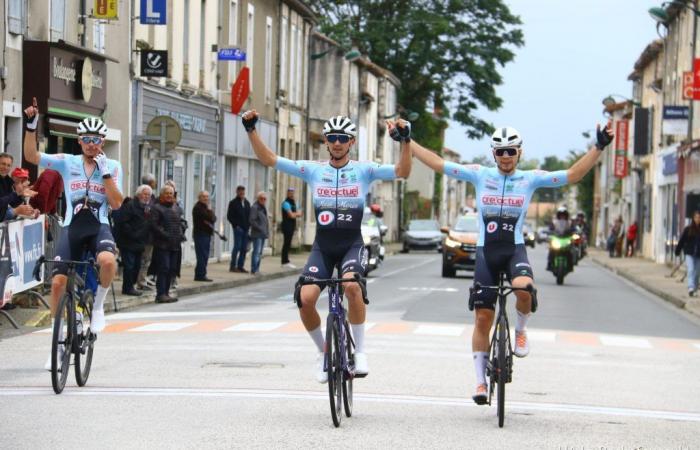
left=52, top=211, right=116, bottom=276
left=472, top=243, right=533, bottom=310
left=302, top=231, right=367, bottom=290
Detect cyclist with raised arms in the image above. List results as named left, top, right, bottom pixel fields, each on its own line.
left=23, top=98, right=123, bottom=370
left=241, top=110, right=412, bottom=382
left=410, top=122, right=613, bottom=404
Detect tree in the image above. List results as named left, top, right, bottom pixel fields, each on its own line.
left=312, top=0, right=524, bottom=140
left=467, top=154, right=496, bottom=168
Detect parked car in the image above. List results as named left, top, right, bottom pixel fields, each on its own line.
left=523, top=223, right=536, bottom=248
left=361, top=211, right=386, bottom=275
left=402, top=219, right=442, bottom=253
left=441, top=213, right=479, bottom=277
left=536, top=226, right=551, bottom=243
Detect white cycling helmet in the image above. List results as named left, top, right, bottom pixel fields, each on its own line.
left=323, top=115, right=357, bottom=137
left=490, top=126, right=522, bottom=148
left=77, top=116, right=108, bottom=136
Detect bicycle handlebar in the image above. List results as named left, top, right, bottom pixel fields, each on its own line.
left=468, top=282, right=538, bottom=313
left=294, top=273, right=369, bottom=307
left=32, top=255, right=97, bottom=282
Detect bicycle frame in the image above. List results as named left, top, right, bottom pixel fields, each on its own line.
left=325, top=282, right=355, bottom=377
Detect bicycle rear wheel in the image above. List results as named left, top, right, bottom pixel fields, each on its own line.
left=342, top=320, right=353, bottom=417
left=326, top=316, right=343, bottom=427
left=51, top=293, right=73, bottom=394
left=75, top=290, right=95, bottom=387
left=497, top=315, right=507, bottom=428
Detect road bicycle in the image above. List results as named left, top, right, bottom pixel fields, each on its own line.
left=470, top=272, right=537, bottom=427
left=33, top=255, right=99, bottom=394
left=295, top=270, right=368, bottom=427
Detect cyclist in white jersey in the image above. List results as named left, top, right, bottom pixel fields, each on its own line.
left=24, top=98, right=123, bottom=370
left=241, top=110, right=412, bottom=382
left=410, top=123, right=613, bottom=404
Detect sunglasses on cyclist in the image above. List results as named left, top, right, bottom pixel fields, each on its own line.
left=494, top=147, right=519, bottom=157
left=80, top=136, right=103, bottom=145
left=326, top=134, right=351, bottom=144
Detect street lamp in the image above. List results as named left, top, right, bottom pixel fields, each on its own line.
left=649, top=2, right=700, bottom=24
left=601, top=94, right=641, bottom=108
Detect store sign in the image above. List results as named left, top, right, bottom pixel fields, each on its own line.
left=48, top=47, right=107, bottom=114
left=684, top=71, right=695, bottom=100
left=662, top=105, right=689, bottom=136
left=140, top=50, right=168, bottom=77
left=218, top=48, right=246, bottom=61
left=94, top=0, right=118, bottom=19
left=614, top=120, right=629, bottom=178
left=231, top=67, right=250, bottom=115
left=140, top=0, right=166, bottom=25
left=155, top=108, right=207, bottom=134
left=694, top=59, right=700, bottom=100
left=662, top=152, right=678, bottom=176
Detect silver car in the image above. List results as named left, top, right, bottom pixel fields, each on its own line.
left=402, top=219, right=442, bottom=253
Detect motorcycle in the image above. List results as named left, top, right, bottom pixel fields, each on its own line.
left=547, top=234, right=574, bottom=285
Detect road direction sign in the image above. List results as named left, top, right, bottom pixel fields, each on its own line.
left=145, top=115, right=182, bottom=159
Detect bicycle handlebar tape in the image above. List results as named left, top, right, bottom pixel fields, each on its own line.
left=468, top=287, right=475, bottom=311
left=32, top=256, right=45, bottom=281
left=293, top=276, right=305, bottom=308
left=530, top=288, right=538, bottom=313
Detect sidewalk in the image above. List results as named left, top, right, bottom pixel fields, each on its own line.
left=587, top=247, right=700, bottom=319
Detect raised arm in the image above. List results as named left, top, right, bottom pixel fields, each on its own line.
left=567, top=123, right=613, bottom=184
left=388, top=120, right=413, bottom=178
left=242, top=110, right=277, bottom=167
left=23, top=97, right=41, bottom=165
left=411, top=140, right=445, bottom=174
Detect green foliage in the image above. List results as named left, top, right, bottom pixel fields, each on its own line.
left=540, top=155, right=567, bottom=172
left=518, top=157, right=540, bottom=170
left=467, top=154, right=496, bottom=167
left=313, top=0, right=524, bottom=139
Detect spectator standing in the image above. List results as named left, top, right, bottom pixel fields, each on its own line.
left=625, top=221, right=638, bottom=257
left=249, top=192, right=269, bottom=275
left=149, top=186, right=183, bottom=303
left=29, top=168, right=63, bottom=215
left=137, top=173, right=157, bottom=290
left=192, top=190, right=215, bottom=282
left=0, top=153, right=14, bottom=196
left=164, top=180, right=186, bottom=289
left=117, top=185, right=152, bottom=295
left=675, top=210, right=700, bottom=297
left=608, top=217, right=622, bottom=257
left=280, top=187, right=302, bottom=268
left=615, top=216, right=625, bottom=257
left=227, top=185, right=251, bottom=273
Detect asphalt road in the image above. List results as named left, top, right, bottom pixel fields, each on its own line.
left=1, top=246, right=699, bottom=449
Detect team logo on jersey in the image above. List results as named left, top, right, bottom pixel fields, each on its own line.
left=309, top=266, right=319, bottom=273
left=552, top=177, right=560, bottom=183
left=316, top=186, right=359, bottom=197
left=318, top=211, right=335, bottom=226
left=482, top=195, right=524, bottom=207
left=486, top=221, right=498, bottom=233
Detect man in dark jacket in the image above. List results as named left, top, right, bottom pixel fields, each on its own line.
left=0, top=153, right=14, bottom=196
left=676, top=210, right=700, bottom=297
left=117, top=184, right=152, bottom=295
left=150, top=186, right=184, bottom=303
left=192, top=190, right=216, bottom=281
left=280, top=187, right=302, bottom=268
left=249, top=192, right=269, bottom=275
left=227, top=185, right=250, bottom=273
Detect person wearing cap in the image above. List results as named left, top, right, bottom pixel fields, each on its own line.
left=280, top=187, right=302, bottom=268
left=23, top=97, right=123, bottom=371
left=2, top=167, right=38, bottom=220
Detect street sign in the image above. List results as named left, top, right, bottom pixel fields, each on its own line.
left=140, top=50, right=168, bottom=77
left=145, top=115, right=182, bottom=159
left=94, top=0, right=118, bottom=19
left=231, top=67, right=250, bottom=115
left=218, top=48, right=246, bottom=61
left=140, top=0, right=166, bottom=25
left=662, top=106, right=689, bottom=135
left=683, top=71, right=694, bottom=100
left=614, top=120, right=628, bottom=178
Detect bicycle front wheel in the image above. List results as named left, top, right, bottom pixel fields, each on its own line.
left=75, top=290, right=95, bottom=387
left=342, top=320, right=353, bottom=418
left=497, top=315, right=507, bottom=428
left=326, top=316, right=343, bottom=427
left=51, top=293, right=73, bottom=394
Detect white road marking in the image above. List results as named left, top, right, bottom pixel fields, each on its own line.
left=399, top=287, right=459, bottom=292
left=693, top=343, right=700, bottom=351
left=599, top=335, right=653, bottom=349
left=224, top=322, right=286, bottom=332
left=109, top=311, right=264, bottom=320
left=1, top=387, right=699, bottom=422
left=364, top=322, right=376, bottom=331
left=128, top=322, right=197, bottom=332
left=413, top=324, right=465, bottom=337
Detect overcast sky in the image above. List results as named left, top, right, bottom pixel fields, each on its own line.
left=444, top=0, right=661, bottom=162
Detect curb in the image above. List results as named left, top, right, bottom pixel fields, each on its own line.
left=589, top=256, right=688, bottom=311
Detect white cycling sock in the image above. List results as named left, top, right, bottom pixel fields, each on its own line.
left=473, top=351, right=488, bottom=386
left=351, top=323, right=365, bottom=353
left=516, top=310, right=531, bottom=332
left=94, top=285, right=109, bottom=311
left=308, top=326, right=325, bottom=353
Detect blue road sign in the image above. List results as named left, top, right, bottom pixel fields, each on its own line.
left=140, top=0, right=166, bottom=25
left=218, top=48, right=247, bottom=61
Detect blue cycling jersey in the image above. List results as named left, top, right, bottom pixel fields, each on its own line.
left=443, top=161, right=568, bottom=246
left=40, top=153, right=123, bottom=227
left=275, top=157, right=396, bottom=231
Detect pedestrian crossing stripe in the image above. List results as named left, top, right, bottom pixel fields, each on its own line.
left=31, top=321, right=700, bottom=352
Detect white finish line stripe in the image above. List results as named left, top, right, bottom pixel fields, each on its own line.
left=224, top=322, right=286, bottom=332
left=599, top=335, right=652, bottom=349
left=128, top=322, right=197, bottom=332
left=1, top=387, right=698, bottom=423
left=413, top=325, right=465, bottom=337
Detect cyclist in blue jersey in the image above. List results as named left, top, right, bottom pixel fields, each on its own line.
left=241, top=110, right=412, bottom=382
left=411, top=123, right=613, bottom=404
left=24, top=98, right=123, bottom=369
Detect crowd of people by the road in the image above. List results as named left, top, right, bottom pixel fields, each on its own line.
left=605, top=216, right=639, bottom=258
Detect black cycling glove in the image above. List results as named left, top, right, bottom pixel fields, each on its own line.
left=241, top=111, right=258, bottom=133
left=596, top=125, right=613, bottom=151
left=25, top=111, right=39, bottom=132
left=390, top=122, right=411, bottom=143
